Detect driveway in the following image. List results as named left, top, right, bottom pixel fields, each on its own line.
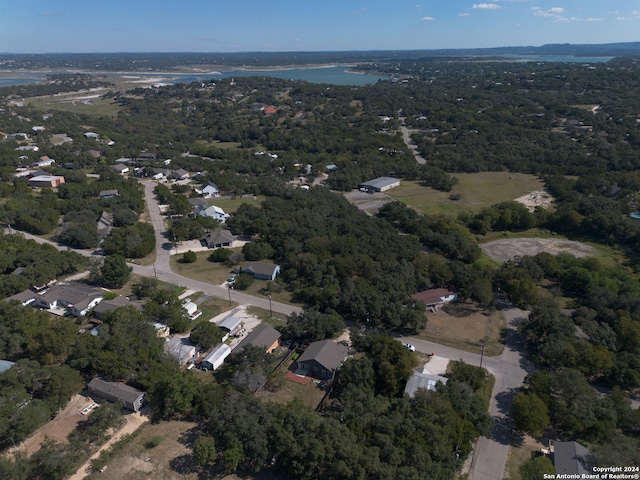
left=400, top=302, right=531, bottom=480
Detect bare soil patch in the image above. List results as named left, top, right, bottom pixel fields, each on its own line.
left=513, top=190, right=554, bottom=212
left=16, top=394, right=93, bottom=457
left=481, top=237, right=594, bottom=262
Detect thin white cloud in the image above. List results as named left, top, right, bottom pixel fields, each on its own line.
left=422, top=16, right=434, bottom=21
left=352, top=8, right=368, bottom=15
left=459, top=12, right=470, bottom=16
left=473, top=3, right=500, bottom=9
left=37, top=12, right=65, bottom=17
left=570, top=16, right=605, bottom=22
left=532, top=6, right=564, bottom=18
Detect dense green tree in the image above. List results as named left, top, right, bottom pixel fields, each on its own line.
left=100, top=254, right=132, bottom=288
left=182, top=250, right=197, bottom=263
left=193, top=435, right=217, bottom=467
left=519, top=456, right=556, bottom=480
left=511, top=391, right=550, bottom=437
left=189, top=321, right=223, bottom=350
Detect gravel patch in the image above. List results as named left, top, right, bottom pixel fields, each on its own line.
left=481, top=237, right=594, bottom=262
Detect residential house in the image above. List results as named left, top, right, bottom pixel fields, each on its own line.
left=359, top=177, right=400, bottom=193
left=31, top=156, right=56, bottom=169
left=325, top=164, right=339, bottom=173
left=242, top=262, right=280, bottom=281
left=171, top=168, right=190, bottom=180
left=96, top=211, right=114, bottom=245
left=32, top=126, right=45, bottom=133
left=263, top=106, right=277, bottom=116
left=551, top=441, right=591, bottom=476
left=411, top=288, right=457, bottom=312
left=4, top=289, right=36, bottom=307
left=164, top=336, right=197, bottom=365
left=111, top=164, right=129, bottom=175
left=99, top=189, right=119, bottom=199
left=153, top=323, right=171, bottom=338
left=404, top=365, right=448, bottom=398
left=198, top=205, right=228, bottom=223
left=201, top=343, right=232, bottom=371
left=182, top=299, right=202, bottom=321
left=83, top=132, right=100, bottom=139
left=92, top=296, right=142, bottom=320
left=87, top=378, right=145, bottom=412
left=236, top=323, right=281, bottom=353
left=28, top=175, right=65, bottom=188
left=297, top=340, right=348, bottom=380
left=205, top=230, right=234, bottom=248
left=15, top=145, right=39, bottom=152
left=0, top=359, right=16, bottom=374
left=200, top=182, right=219, bottom=198
left=87, top=150, right=102, bottom=158
left=34, top=283, right=103, bottom=317
left=188, top=197, right=208, bottom=211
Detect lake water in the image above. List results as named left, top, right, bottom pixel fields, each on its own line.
left=0, top=66, right=386, bottom=87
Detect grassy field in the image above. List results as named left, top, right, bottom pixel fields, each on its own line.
left=259, top=371, right=327, bottom=408
left=417, top=301, right=505, bottom=356
left=170, top=250, right=234, bottom=284
left=208, top=195, right=264, bottom=213
left=169, top=253, right=299, bottom=306
left=387, top=173, right=545, bottom=216
left=505, top=437, right=546, bottom=480
left=27, top=92, right=122, bottom=117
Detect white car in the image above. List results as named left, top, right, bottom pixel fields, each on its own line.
left=402, top=342, right=416, bottom=352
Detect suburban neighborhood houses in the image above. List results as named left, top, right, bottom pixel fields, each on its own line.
left=4, top=47, right=640, bottom=480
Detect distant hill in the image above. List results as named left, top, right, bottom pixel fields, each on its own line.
left=1, top=42, right=640, bottom=70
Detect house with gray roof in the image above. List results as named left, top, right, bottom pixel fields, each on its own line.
left=297, top=340, right=348, bottom=380
left=87, top=377, right=145, bottom=412
left=165, top=336, right=197, bottom=365
left=552, top=441, right=591, bottom=476
left=404, top=365, right=448, bottom=398
left=242, top=261, right=280, bottom=281
left=34, top=283, right=103, bottom=317
left=205, top=229, right=234, bottom=248
left=236, top=323, right=281, bottom=353
left=4, top=289, right=36, bottom=306
left=93, top=296, right=142, bottom=320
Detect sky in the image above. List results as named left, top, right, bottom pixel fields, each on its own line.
left=1, top=0, right=639, bottom=53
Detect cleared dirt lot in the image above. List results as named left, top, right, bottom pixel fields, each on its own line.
left=419, top=301, right=505, bottom=356
left=15, top=394, right=93, bottom=457
left=481, top=237, right=594, bottom=262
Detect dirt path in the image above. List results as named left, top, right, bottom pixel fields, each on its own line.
left=67, top=409, right=150, bottom=480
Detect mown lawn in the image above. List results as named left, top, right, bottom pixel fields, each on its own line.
left=387, top=173, right=545, bottom=216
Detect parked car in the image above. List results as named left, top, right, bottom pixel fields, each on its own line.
left=227, top=273, right=237, bottom=283
left=402, top=342, right=416, bottom=352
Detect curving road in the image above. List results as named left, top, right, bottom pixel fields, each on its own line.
left=400, top=302, right=532, bottom=480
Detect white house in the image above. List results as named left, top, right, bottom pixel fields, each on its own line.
left=198, top=205, right=228, bottom=223
left=164, top=336, right=197, bottom=365
left=182, top=299, right=202, bottom=321
left=200, top=182, right=219, bottom=198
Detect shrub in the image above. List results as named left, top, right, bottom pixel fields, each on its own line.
left=183, top=250, right=197, bottom=263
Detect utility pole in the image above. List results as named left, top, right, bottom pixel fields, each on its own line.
left=153, top=264, right=157, bottom=279
left=479, top=344, right=485, bottom=370
left=268, top=293, right=273, bottom=319
left=228, top=284, right=232, bottom=306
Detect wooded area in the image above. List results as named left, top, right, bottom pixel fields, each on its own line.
left=2, top=53, right=640, bottom=476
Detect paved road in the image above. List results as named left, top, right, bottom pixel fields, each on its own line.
left=400, top=304, right=531, bottom=480
left=3, top=183, right=301, bottom=317
left=398, top=116, right=426, bottom=165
